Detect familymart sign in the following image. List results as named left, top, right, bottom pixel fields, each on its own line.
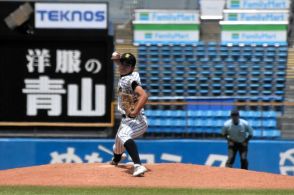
left=133, top=9, right=199, bottom=44
left=220, top=21, right=288, bottom=43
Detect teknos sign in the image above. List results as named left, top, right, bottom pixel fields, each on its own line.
left=35, top=3, right=107, bottom=29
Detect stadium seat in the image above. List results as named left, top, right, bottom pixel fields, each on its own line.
left=263, top=130, right=281, bottom=138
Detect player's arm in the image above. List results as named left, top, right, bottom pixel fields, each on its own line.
left=245, top=123, right=253, bottom=141
left=221, top=123, right=228, bottom=137
left=129, top=82, right=148, bottom=117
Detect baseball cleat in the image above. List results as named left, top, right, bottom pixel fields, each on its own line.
left=109, top=153, right=127, bottom=166
left=133, top=164, right=147, bottom=176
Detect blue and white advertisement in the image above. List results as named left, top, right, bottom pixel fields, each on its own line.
left=35, top=3, right=107, bottom=29
left=134, top=31, right=199, bottom=45
left=0, top=139, right=294, bottom=176
left=226, top=0, right=290, bottom=9
left=133, top=9, right=199, bottom=44
left=134, top=9, right=199, bottom=23
left=221, top=30, right=287, bottom=43
left=223, top=10, right=289, bottom=21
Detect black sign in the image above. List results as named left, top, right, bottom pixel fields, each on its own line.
left=0, top=2, right=114, bottom=128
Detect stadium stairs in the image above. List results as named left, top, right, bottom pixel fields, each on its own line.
left=279, top=48, right=294, bottom=138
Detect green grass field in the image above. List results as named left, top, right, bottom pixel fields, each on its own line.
left=0, top=186, right=293, bottom=195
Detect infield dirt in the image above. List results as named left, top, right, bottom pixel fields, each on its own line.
left=0, top=163, right=293, bottom=189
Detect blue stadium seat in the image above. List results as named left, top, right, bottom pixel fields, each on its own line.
left=214, top=64, right=224, bottom=70
left=264, top=119, right=277, bottom=128
left=276, top=77, right=285, bottom=83
left=162, top=58, right=172, bottom=63
left=262, top=111, right=277, bottom=119
left=150, top=58, right=159, bottom=63
left=263, top=130, right=281, bottom=138
left=253, top=130, right=262, bottom=137
left=212, top=77, right=222, bottom=82
left=224, top=78, right=234, bottom=83
left=213, top=57, right=222, bottom=62
left=252, top=71, right=261, bottom=76
left=262, top=90, right=272, bottom=96
left=212, top=89, right=221, bottom=95
left=213, top=71, right=223, bottom=76
left=276, top=71, right=286, bottom=76
left=275, top=90, right=284, bottom=95
left=237, top=90, right=247, bottom=95
left=249, top=90, right=259, bottom=95
left=200, top=90, right=209, bottom=95
left=224, top=90, right=234, bottom=96
left=187, top=110, right=198, bottom=118
left=237, top=78, right=247, bottom=83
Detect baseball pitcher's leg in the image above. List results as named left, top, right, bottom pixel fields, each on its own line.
left=110, top=133, right=127, bottom=165
left=124, top=139, right=141, bottom=165
left=117, top=116, right=148, bottom=176
left=110, top=152, right=127, bottom=165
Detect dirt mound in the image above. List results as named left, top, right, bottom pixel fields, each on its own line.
left=0, top=163, right=293, bottom=189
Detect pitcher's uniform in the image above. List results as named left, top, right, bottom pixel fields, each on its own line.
left=113, top=72, right=148, bottom=154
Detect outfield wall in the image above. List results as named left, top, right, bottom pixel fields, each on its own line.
left=0, top=139, right=294, bottom=175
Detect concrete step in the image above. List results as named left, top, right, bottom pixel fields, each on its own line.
left=281, top=131, right=294, bottom=139
left=200, top=20, right=220, bottom=42
left=285, top=98, right=294, bottom=102
left=280, top=124, right=294, bottom=131
left=285, top=97, right=294, bottom=101
left=285, top=86, right=294, bottom=91
left=285, top=91, right=294, bottom=95
left=279, top=117, right=294, bottom=123
left=284, top=112, right=294, bottom=116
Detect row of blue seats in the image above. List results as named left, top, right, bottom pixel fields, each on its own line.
left=138, top=45, right=287, bottom=52
left=139, top=63, right=286, bottom=69
left=146, top=127, right=281, bottom=138
left=145, top=110, right=278, bottom=118
left=146, top=82, right=284, bottom=86
left=138, top=57, right=287, bottom=63
left=140, top=71, right=286, bottom=77
left=138, top=46, right=288, bottom=52
left=142, top=76, right=286, bottom=81
left=145, top=81, right=285, bottom=87
left=147, top=89, right=284, bottom=96
left=138, top=50, right=287, bottom=56
left=145, top=84, right=285, bottom=90
left=139, top=62, right=286, bottom=68
left=138, top=45, right=288, bottom=51
left=149, top=118, right=277, bottom=128
left=146, top=88, right=285, bottom=92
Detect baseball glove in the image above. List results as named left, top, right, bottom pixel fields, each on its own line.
left=120, top=92, right=137, bottom=116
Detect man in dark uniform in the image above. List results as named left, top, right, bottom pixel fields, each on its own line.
left=222, top=109, right=253, bottom=169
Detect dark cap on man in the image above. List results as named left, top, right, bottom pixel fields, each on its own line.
left=230, top=109, right=239, bottom=116
left=120, top=53, right=136, bottom=67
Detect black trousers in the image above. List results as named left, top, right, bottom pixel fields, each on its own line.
left=225, top=141, right=248, bottom=170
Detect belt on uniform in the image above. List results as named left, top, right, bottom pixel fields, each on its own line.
left=122, top=114, right=135, bottom=118
left=122, top=114, right=142, bottom=119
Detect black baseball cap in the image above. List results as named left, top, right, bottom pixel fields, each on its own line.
left=120, top=53, right=136, bottom=67
left=230, top=109, right=239, bottom=116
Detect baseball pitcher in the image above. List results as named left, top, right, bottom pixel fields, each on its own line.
left=110, top=51, right=149, bottom=176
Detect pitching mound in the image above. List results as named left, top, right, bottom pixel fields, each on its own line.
left=0, top=163, right=293, bottom=189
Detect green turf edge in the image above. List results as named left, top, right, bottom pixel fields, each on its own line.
left=0, top=186, right=293, bottom=195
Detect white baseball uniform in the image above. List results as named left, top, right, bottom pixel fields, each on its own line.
left=113, top=71, right=148, bottom=154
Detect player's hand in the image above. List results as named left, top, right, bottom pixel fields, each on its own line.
left=242, top=141, right=248, bottom=147
left=228, top=140, right=235, bottom=146
left=128, top=109, right=138, bottom=118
